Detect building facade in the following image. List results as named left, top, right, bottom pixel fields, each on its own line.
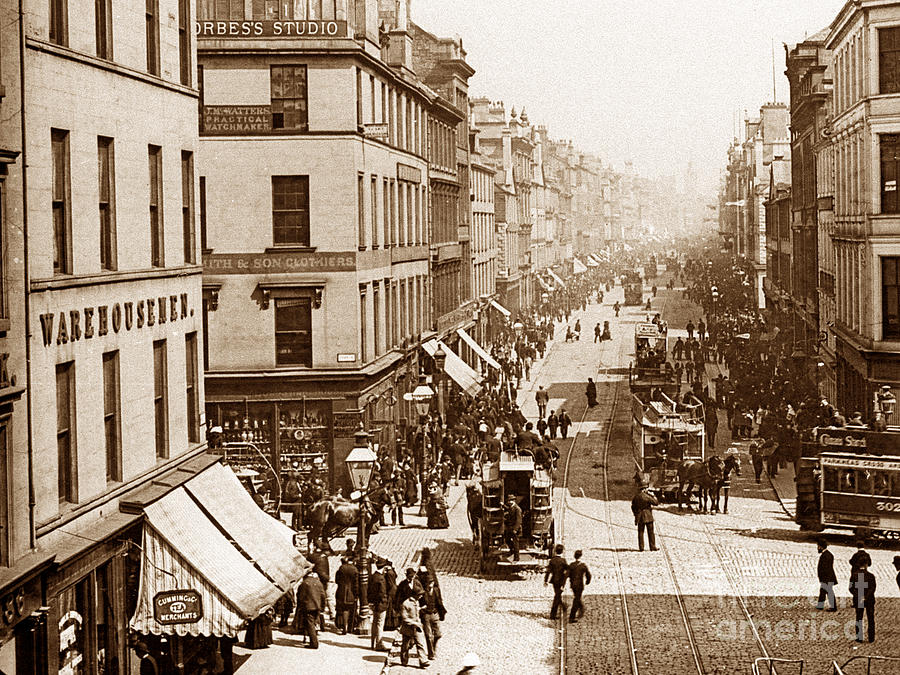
left=469, top=126, right=498, bottom=343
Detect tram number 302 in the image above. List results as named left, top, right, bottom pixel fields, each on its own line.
left=874, top=501, right=900, bottom=512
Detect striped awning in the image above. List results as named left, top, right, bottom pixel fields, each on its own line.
left=547, top=268, right=566, bottom=287
left=489, top=299, right=511, bottom=318
left=586, top=255, right=600, bottom=267
left=457, top=328, right=501, bottom=370
left=422, top=339, right=482, bottom=396
left=130, top=463, right=310, bottom=638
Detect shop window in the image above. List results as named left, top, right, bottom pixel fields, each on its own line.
left=278, top=401, right=329, bottom=478
left=880, top=134, right=900, bottom=214
left=102, top=351, right=121, bottom=483
left=882, top=257, right=900, bottom=338
left=275, top=298, right=312, bottom=366
left=56, top=361, right=77, bottom=505
left=881, top=27, right=900, bottom=94
left=57, top=577, right=88, bottom=674
left=153, top=340, right=168, bottom=458
left=270, top=66, right=308, bottom=131
left=272, top=175, right=310, bottom=246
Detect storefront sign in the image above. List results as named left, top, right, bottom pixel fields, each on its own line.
left=333, top=411, right=363, bottom=437
left=202, top=105, right=270, bottom=134
left=154, top=590, right=203, bottom=625
left=364, top=124, right=388, bottom=140
left=397, top=163, right=422, bottom=183
left=204, top=251, right=356, bottom=274
left=195, top=20, right=348, bottom=38
left=336, top=353, right=357, bottom=362
left=39, top=294, right=191, bottom=347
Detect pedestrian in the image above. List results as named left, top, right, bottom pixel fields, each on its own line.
left=698, top=318, right=706, bottom=341
left=399, top=593, right=430, bottom=668
left=750, top=441, right=765, bottom=483
left=585, top=378, right=597, bottom=407
left=306, top=546, right=331, bottom=630
left=396, top=567, right=425, bottom=609
left=849, top=563, right=876, bottom=643
left=673, top=336, right=684, bottom=361
left=686, top=319, right=695, bottom=340
left=420, top=577, right=446, bottom=661
left=334, top=556, right=359, bottom=635
left=535, top=385, right=549, bottom=419
left=274, top=590, right=294, bottom=628
left=815, top=538, right=838, bottom=611
left=849, top=540, right=872, bottom=575
left=370, top=559, right=389, bottom=651
left=503, top=494, right=523, bottom=561
left=631, top=485, right=659, bottom=551
left=536, top=416, right=548, bottom=439
left=296, top=569, right=325, bottom=649
left=544, top=544, right=569, bottom=620
left=567, top=549, right=591, bottom=624
left=559, top=409, right=572, bottom=439
left=547, top=411, right=559, bottom=439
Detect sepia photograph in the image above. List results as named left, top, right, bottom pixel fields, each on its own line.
left=3, top=0, right=900, bottom=673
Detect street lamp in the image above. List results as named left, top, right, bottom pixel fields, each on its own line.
left=404, top=377, right=435, bottom=517
left=433, top=345, right=446, bottom=423
left=345, top=429, right=376, bottom=636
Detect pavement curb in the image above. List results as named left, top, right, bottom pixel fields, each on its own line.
left=767, top=470, right=796, bottom=520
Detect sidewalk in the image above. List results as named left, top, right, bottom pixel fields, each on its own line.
left=767, top=460, right=797, bottom=519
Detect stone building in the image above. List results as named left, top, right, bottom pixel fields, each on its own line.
left=469, top=122, right=499, bottom=343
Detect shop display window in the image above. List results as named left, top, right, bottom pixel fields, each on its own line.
left=57, top=578, right=88, bottom=675
left=279, top=401, right=330, bottom=478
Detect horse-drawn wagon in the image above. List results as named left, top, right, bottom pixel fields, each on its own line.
left=470, top=449, right=554, bottom=572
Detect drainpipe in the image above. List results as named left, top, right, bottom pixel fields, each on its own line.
left=19, top=0, right=36, bottom=548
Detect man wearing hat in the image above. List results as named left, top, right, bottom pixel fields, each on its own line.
left=503, top=494, right=523, bottom=562
left=295, top=569, right=326, bottom=649
left=370, top=559, right=389, bottom=651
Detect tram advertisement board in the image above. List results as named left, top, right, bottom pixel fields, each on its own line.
left=154, top=590, right=203, bottom=625
left=805, top=427, right=900, bottom=456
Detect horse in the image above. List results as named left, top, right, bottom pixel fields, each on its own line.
left=677, top=456, right=723, bottom=512
left=709, top=454, right=741, bottom=514
left=465, top=482, right=482, bottom=544
left=306, top=493, right=380, bottom=553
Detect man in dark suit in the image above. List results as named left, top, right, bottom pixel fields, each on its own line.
left=544, top=544, right=569, bottom=620
left=503, top=494, right=523, bottom=561
left=306, top=546, right=331, bottom=630
left=631, top=486, right=659, bottom=551
left=816, top=538, right=838, bottom=611
left=370, top=559, right=388, bottom=651
left=567, top=550, right=592, bottom=624
left=296, top=570, right=326, bottom=649
left=850, top=540, right=872, bottom=575
left=849, top=563, right=877, bottom=643
left=334, top=557, right=359, bottom=635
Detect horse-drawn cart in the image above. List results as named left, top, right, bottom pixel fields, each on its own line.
left=474, top=450, right=554, bottom=572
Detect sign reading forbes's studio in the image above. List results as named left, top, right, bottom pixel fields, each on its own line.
left=153, top=590, right=203, bottom=625
left=195, top=20, right=348, bottom=38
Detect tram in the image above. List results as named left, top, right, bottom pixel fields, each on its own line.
left=796, top=426, right=900, bottom=539
left=478, top=449, right=554, bottom=571
left=645, top=255, right=658, bottom=280
left=623, top=270, right=643, bottom=305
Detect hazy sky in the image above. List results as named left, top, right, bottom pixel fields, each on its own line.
left=412, top=0, right=847, bottom=193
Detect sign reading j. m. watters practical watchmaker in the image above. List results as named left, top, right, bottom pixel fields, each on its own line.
left=195, top=20, right=348, bottom=38
left=203, top=251, right=357, bottom=274
left=203, top=106, right=270, bottom=134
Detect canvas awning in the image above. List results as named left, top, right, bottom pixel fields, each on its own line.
left=536, top=275, right=553, bottom=292
left=130, top=463, right=310, bottom=638
left=489, top=299, right=511, bottom=318
left=422, top=339, right=482, bottom=396
left=547, top=268, right=566, bottom=288
left=457, top=328, right=501, bottom=370
left=572, top=257, right=588, bottom=274
left=586, top=255, right=599, bottom=267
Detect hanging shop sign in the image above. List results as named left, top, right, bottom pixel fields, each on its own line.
left=154, top=590, right=203, bottom=625
left=195, top=20, right=348, bottom=38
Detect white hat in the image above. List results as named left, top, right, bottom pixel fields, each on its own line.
left=462, top=653, right=481, bottom=668
left=209, top=426, right=223, bottom=434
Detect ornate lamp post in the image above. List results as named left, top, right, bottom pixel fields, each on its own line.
left=433, top=345, right=446, bottom=422
left=873, top=385, right=897, bottom=430
left=404, top=378, right=434, bottom=517
left=345, top=429, right=377, bottom=636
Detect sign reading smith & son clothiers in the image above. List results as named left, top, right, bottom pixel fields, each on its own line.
left=154, top=590, right=203, bottom=625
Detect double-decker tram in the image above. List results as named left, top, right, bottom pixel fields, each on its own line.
left=622, top=270, right=643, bottom=305
left=796, top=426, right=900, bottom=540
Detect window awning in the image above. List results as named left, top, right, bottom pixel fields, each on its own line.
left=547, top=268, right=566, bottom=288
left=422, top=339, right=482, bottom=397
left=489, top=299, right=511, bottom=318
left=536, top=275, right=553, bottom=292
left=586, top=256, right=599, bottom=267
left=573, top=258, right=588, bottom=274
left=130, top=463, right=310, bottom=638
left=456, top=328, right=501, bottom=370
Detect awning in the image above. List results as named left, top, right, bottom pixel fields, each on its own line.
left=588, top=253, right=601, bottom=264
left=536, top=275, right=553, bottom=292
left=573, top=257, right=588, bottom=274
left=489, top=299, right=511, bottom=318
left=130, top=463, right=310, bottom=638
left=456, top=328, right=501, bottom=371
left=547, top=268, right=566, bottom=288
left=586, top=255, right=600, bottom=267
left=422, top=339, right=482, bottom=396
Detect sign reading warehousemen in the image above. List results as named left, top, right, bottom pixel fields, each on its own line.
left=204, top=252, right=356, bottom=274
left=195, top=20, right=348, bottom=38
left=153, top=590, right=203, bottom=625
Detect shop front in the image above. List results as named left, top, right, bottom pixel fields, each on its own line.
left=0, top=551, right=55, bottom=675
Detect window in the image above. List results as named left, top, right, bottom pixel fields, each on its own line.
left=272, top=176, right=310, bottom=246
left=56, top=362, right=76, bottom=504
left=149, top=146, right=164, bottom=266
left=358, top=173, right=366, bottom=249
left=199, top=176, right=208, bottom=251
left=883, top=257, right=900, bottom=338
left=383, top=179, right=390, bottom=247
left=185, top=333, right=200, bottom=443
left=98, top=137, right=116, bottom=271
left=271, top=66, right=308, bottom=131
left=371, top=176, right=379, bottom=248
left=882, top=134, right=900, bottom=214
left=178, top=0, right=191, bottom=85
left=880, top=27, right=900, bottom=94
left=52, top=129, right=72, bottom=275
left=359, top=287, right=367, bottom=362
left=0, top=421, right=8, bottom=565
left=370, top=75, right=376, bottom=123
left=275, top=298, right=312, bottom=366
left=356, top=67, right=363, bottom=127
left=102, top=351, right=121, bottom=483
left=153, top=340, right=168, bottom=459
left=50, top=0, right=67, bottom=45
left=398, top=183, right=405, bottom=246
left=384, top=279, right=392, bottom=350
left=146, top=0, right=159, bottom=75
left=182, top=151, right=196, bottom=263
left=373, top=285, right=381, bottom=357
left=95, top=0, right=111, bottom=58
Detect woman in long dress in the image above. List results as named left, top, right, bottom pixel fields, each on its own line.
left=586, top=378, right=598, bottom=407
